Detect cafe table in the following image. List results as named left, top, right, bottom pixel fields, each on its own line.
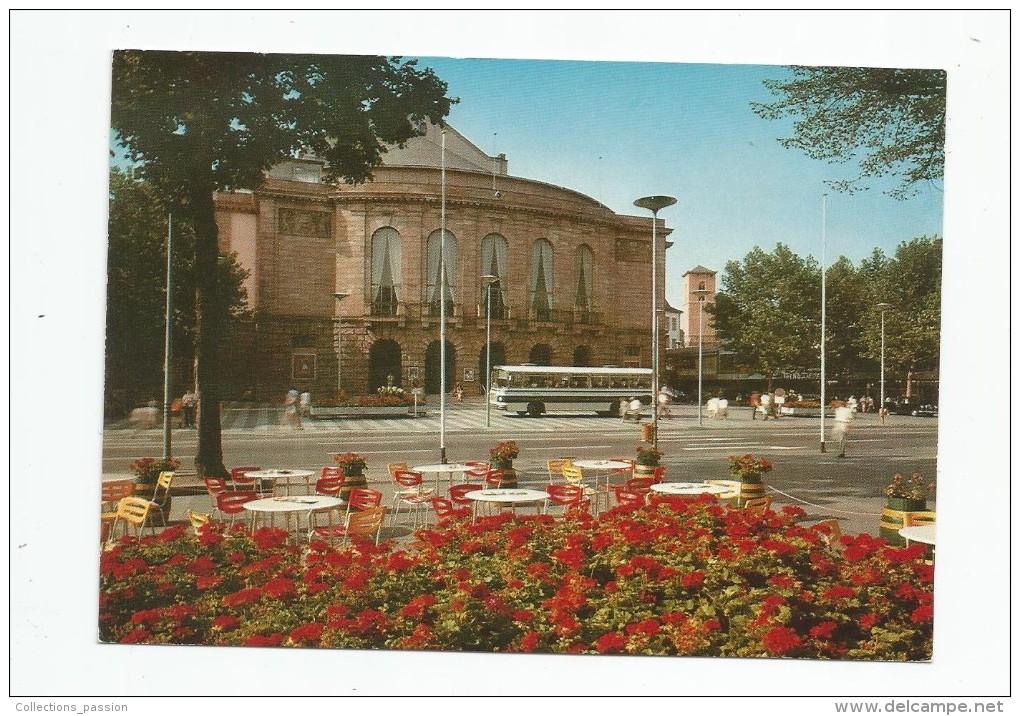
left=245, top=469, right=315, bottom=496
left=898, top=524, right=936, bottom=546
left=571, top=459, right=633, bottom=490
left=464, top=488, right=549, bottom=522
left=412, top=463, right=469, bottom=493
left=650, top=482, right=732, bottom=496
left=243, top=494, right=342, bottom=536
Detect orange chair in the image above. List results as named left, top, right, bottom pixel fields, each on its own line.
left=309, top=506, right=387, bottom=548
left=187, top=510, right=212, bottom=537
left=544, top=484, right=590, bottom=517
left=203, top=477, right=229, bottom=517
left=390, top=471, right=432, bottom=529
left=810, top=519, right=843, bottom=549
left=743, top=495, right=773, bottom=517
left=612, top=487, right=646, bottom=509
left=216, top=490, right=258, bottom=528
left=101, top=480, right=136, bottom=529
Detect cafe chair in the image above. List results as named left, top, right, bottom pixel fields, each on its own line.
left=742, top=495, right=773, bottom=517
left=546, top=459, right=572, bottom=482
left=563, top=464, right=606, bottom=514
left=903, top=511, right=936, bottom=527
left=387, top=462, right=409, bottom=479
left=430, top=497, right=470, bottom=523
left=147, top=470, right=175, bottom=528
left=101, top=479, right=136, bottom=528
left=390, top=465, right=435, bottom=502
left=106, top=496, right=154, bottom=545
left=229, top=465, right=262, bottom=493
left=187, top=510, right=212, bottom=537
left=612, top=487, right=646, bottom=509
left=625, top=477, right=655, bottom=496
left=484, top=469, right=511, bottom=489
left=309, top=506, right=387, bottom=548
left=390, top=471, right=432, bottom=529
left=216, top=490, right=258, bottom=528
left=464, top=460, right=490, bottom=472
left=544, top=484, right=590, bottom=517
left=449, top=483, right=483, bottom=506
left=464, top=463, right=490, bottom=482
left=203, top=477, right=229, bottom=517
left=346, top=488, right=383, bottom=516
left=608, top=458, right=636, bottom=485
left=315, top=474, right=345, bottom=498
left=652, top=466, right=667, bottom=484
left=809, top=519, right=843, bottom=550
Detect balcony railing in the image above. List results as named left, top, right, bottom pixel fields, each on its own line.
left=355, top=302, right=603, bottom=329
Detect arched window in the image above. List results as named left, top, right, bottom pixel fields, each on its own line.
left=574, top=244, right=594, bottom=322
left=698, top=281, right=706, bottom=291
left=529, top=239, right=554, bottom=321
left=480, top=233, right=509, bottom=319
left=370, top=227, right=401, bottom=316
left=426, top=229, right=456, bottom=317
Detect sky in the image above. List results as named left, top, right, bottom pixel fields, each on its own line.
left=413, top=56, right=945, bottom=308
left=8, top=9, right=1011, bottom=703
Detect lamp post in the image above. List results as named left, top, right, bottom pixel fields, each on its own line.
left=483, top=274, right=498, bottom=428
left=439, top=128, right=448, bottom=463
left=162, top=213, right=173, bottom=460
left=696, top=288, right=707, bottom=427
left=634, top=195, right=677, bottom=450
left=333, top=292, right=350, bottom=397
left=878, top=302, right=892, bottom=411
left=820, top=194, right=828, bottom=453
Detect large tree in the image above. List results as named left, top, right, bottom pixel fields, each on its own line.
left=709, top=243, right=821, bottom=389
left=111, top=51, right=454, bottom=476
left=752, top=66, right=946, bottom=198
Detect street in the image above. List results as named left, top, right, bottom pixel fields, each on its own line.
left=102, top=398, right=938, bottom=538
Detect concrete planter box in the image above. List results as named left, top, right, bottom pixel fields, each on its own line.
left=310, top=405, right=417, bottom=419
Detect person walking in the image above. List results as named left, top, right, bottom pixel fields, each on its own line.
left=760, top=391, right=773, bottom=421
left=749, top=391, right=760, bottom=420
left=299, top=389, right=312, bottom=418
left=181, top=390, right=197, bottom=428
left=657, top=386, right=673, bottom=418
left=832, top=404, right=854, bottom=457
left=284, top=387, right=302, bottom=429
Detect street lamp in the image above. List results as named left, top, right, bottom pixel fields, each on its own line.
left=696, top=288, right=708, bottom=427
left=162, top=213, right=173, bottom=460
left=878, top=302, right=892, bottom=411
left=483, top=274, right=499, bottom=428
left=634, top=194, right=677, bottom=450
left=333, top=292, right=350, bottom=397
left=820, top=194, right=828, bottom=453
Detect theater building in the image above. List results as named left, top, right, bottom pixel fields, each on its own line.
left=213, top=124, right=673, bottom=400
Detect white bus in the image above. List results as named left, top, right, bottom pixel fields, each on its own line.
left=488, top=365, right=653, bottom=417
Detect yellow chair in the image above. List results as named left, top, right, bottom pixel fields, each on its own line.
left=547, top=459, right=572, bottom=482
left=148, top=471, right=175, bottom=527
left=187, top=510, right=211, bottom=537
left=387, top=462, right=409, bottom=478
left=106, top=496, right=154, bottom=545
left=562, top=465, right=603, bottom=514
left=101, top=479, right=136, bottom=528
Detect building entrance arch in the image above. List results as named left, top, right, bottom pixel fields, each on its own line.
left=368, top=339, right=402, bottom=392
left=477, top=342, right=507, bottom=391
left=424, top=340, right=456, bottom=395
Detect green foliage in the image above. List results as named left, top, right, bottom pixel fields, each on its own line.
left=752, top=66, right=946, bottom=199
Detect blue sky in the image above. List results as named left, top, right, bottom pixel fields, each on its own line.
left=415, top=56, right=944, bottom=307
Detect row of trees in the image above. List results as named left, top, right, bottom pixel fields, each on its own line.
left=709, top=236, right=942, bottom=397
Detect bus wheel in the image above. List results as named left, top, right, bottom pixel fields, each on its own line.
left=527, top=402, right=543, bottom=417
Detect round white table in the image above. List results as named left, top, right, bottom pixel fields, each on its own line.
left=245, top=469, right=315, bottom=496
left=650, top=482, right=731, bottom=496
left=413, top=463, right=468, bottom=492
left=243, top=495, right=342, bottom=535
left=898, top=524, right=936, bottom=546
left=571, top=459, right=633, bottom=472
left=464, top=488, right=549, bottom=521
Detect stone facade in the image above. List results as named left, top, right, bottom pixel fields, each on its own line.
left=683, top=265, right=718, bottom=348
left=214, top=125, right=672, bottom=400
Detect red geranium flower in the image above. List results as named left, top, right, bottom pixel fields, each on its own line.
left=809, top=621, right=838, bottom=639
left=222, top=587, right=263, bottom=608
left=681, top=570, right=706, bottom=590
left=212, top=615, right=239, bottom=631
left=762, top=626, right=802, bottom=655
left=264, top=577, right=297, bottom=600
left=120, top=627, right=151, bottom=644
left=860, top=612, right=879, bottom=630
left=595, top=631, right=628, bottom=654
left=821, top=585, right=856, bottom=602
left=910, top=605, right=934, bottom=623
left=289, top=622, right=325, bottom=645
left=519, top=631, right=539, bottom=653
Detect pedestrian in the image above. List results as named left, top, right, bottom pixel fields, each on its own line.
left=181, top=389, right=197, bottom=427
left=749, top=391, right=760, bottom=420
left=624, top=396, right=643, bottom=422
left=299, top=389, right=312, bottom=418
left=847, top=395, right=859, bottom=414
left=284, top=387, right=302, bottom=429
left=773, top=389, right=786, bottom=418
left=760, top=391, right=773, bottom=420
left=832, top=404, right=854, bottom=457
left=452, top=383, right=464, bottom=403
left=619, top=397, right=629, bottom=421
left=657, top=385, right=673, bottom=418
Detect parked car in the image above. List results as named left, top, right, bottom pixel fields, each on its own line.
left=887, top=400, right=938, bottom=417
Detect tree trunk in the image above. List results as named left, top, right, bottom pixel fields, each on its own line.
left=192, top=188, right=229, bottom=479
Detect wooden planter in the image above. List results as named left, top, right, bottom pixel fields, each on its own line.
left=340, top=473, right=368, bottom=502
left=634, top=463, right=659, bottom=480
left=738, top=478, right=766, bottom=507
left=880, top=498, right=928, bottom=546
left=490, top=461, right=518, bottom=488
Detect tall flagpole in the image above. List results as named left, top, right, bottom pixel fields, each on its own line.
left=439, top=129, right=448, bottom=463
left=820, top=194, right=827, bottom=453
left=162, top=213, right=173, bottom=460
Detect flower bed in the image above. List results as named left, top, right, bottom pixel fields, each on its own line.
left=98, top=499, right=933, bottom=659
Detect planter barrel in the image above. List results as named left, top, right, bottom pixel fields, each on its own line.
left=738, top=479, right=766, bottom=507
left=880, top=498, right=928, bottom=546
left=634, top=463, right=658, bottom=480
left=340, top=472, right=368, bottom=503
left=491, top=461, right=518, bottom=488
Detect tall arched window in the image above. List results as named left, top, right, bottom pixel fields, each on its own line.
left=480, top=233, right=509, bottom=319
left=426, top=229, right=456, bottom=317
left=529, top=239, right=554, bottom=321
left=574, top=243, right=594, bottom=323
left=370, top=227, right=401, bottom=316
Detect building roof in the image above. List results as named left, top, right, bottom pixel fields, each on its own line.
left=683, top=265, right=717, bottom=276
left=380, top=123, right=507, bottom=175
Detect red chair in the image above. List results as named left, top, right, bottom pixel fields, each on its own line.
left=216, top=490, right=258, bottom=527
left=320, top=465, right=345, bottom=481
left=449, top=483, right=483, bottom=506
left=484, top=469, right=510, bottom=489
left=612, top=487, right=646, bottom=509
left=544, top=484, right=590, bottom=517
left=626, top=477, right=655, bottom=496
left=203, top=477, right=229, bottom=517
left=652, top=466, right=667, bottom=484
left=315, top=474, right=345, bottom=498
left=346, top=487, right=383, bottom=514
left=230, top=466, right=262, bottom=492
left=430, top=497, right=470, bottom=522
left=390, top=471, right=432, bottom=529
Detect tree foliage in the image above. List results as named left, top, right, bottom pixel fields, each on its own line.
left=752, top=66, right=946, bottom=198
left=110, top=50, right=454, bottom=476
